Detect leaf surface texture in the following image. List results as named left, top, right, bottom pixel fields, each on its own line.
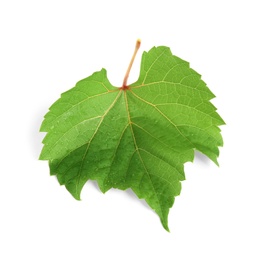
left=40, top=46, right=224, bottom=231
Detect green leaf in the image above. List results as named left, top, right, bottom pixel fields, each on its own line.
left=39, top=45, right=224, bottom=231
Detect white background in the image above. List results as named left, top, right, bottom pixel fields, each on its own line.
left=1, top=0, right=265, bottom=259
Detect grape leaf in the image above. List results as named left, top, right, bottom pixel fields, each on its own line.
left=39, top=42, right=224, bottom=231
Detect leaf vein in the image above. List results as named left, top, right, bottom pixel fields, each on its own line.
left=124, top=91, right=164, bottom=217
left=74, top=91, right=122, bottom=194
left=130, top=90, right=195, bottom=148
left=142, top=48, right=168, bottom=84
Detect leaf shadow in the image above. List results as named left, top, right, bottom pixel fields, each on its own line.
left=194, top=151, right=211, bottom=166
left=28, top=106, right=47, bottom=159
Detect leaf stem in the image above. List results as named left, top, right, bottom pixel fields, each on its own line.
left=121, top=39, right=141, bottom=90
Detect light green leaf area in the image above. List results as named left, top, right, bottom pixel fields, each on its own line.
left=39, top=46, right=224, bottom=231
